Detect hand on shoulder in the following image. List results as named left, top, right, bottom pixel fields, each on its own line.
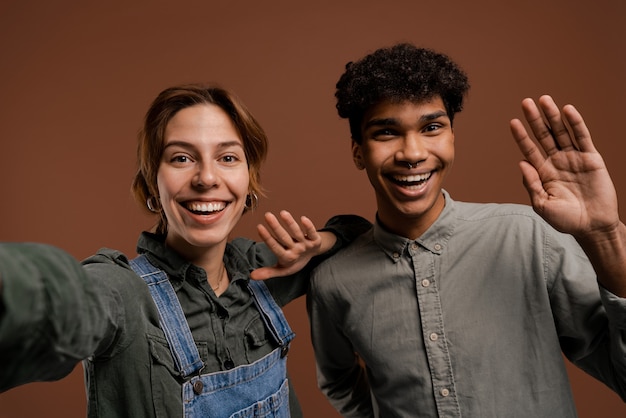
left=250, top=210, right=327, bottom=280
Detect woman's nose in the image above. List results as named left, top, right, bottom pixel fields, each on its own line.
left=192, top=162, right=218, bottom=188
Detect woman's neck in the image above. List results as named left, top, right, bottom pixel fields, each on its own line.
left=165, top=237, right=230, bottom=295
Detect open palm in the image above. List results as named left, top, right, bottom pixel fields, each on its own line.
left=510, top=95, right=619, bottom=238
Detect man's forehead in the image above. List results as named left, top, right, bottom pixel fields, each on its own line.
left=363, top=97, right=448, bottom=124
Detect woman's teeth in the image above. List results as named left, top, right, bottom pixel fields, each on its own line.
left=186, top=202, right=226, bottom=214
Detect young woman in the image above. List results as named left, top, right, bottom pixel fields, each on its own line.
left=0, top=84, right=369, bottom=417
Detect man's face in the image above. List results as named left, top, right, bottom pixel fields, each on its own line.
left=353, top=97, right=455, bottom=238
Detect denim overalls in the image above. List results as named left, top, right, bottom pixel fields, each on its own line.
left=130, top=255, right=294, bottom=418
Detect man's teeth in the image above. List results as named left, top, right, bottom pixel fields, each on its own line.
left=394, top=172, right=432, bottom=183
left=187, top=202, right=226, bottom=213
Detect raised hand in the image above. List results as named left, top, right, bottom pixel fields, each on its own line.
left=509, top=95, right=620, bottom=239
left=250, top=210, right=325, bottom=280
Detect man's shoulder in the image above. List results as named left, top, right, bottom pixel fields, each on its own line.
left=452, top=200, right=540, bottom=224
left=454, top=199, right=532, bottom=214
left=312, top=230, right=377, bottom=275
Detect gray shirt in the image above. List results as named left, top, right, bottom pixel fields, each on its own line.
left=309, top=191, right=626, bottom=417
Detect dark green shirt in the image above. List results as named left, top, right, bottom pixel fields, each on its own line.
left=0, top=215, right=371, bottom=417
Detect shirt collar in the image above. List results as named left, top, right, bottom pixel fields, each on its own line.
left=135, top=232, right=252, bottom=290
left=136, top=232, right=197, bottom=290
left=373, top=190, right=457, bottom=262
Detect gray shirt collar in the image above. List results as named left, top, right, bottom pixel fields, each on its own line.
left=373, top=190, right=456, bottom=262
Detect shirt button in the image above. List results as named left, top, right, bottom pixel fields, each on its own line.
left=410, top=243, right=418, bottom=250
left=429, top=333, right=438, bottom=341
left=440, top=388, right=450, bottom=397
left=392, top=252, right=400, bottom=258
left=434, top=243, right=442, bottom=251
left=224, top=359, right=235, bottom=370
left=421, top=279, right=430, bottom=287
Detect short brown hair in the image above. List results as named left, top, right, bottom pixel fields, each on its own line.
left=131, top=83, right=268, bottom=234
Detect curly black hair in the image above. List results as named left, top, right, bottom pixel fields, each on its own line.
left=335, top=43, right=470, bottom=143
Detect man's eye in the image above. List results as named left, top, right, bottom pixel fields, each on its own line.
left=424, top=124, right=441, bottom=133
left=372, top=129, right=396, bottom=139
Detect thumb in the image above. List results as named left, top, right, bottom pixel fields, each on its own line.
left=249, top=266, right=279, bottom=281
left=519, top=160, right=544, bottom=200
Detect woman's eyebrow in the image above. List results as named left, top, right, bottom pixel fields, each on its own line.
left=163, top=140, right=243, bottom=150
left=215, top=140, right=244, bottom=150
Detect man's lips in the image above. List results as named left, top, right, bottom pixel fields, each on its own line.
left=389, top=171, right=433, bottom=186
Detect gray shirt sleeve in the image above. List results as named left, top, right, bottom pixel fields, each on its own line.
left=308, top=269, right=375, bottom=417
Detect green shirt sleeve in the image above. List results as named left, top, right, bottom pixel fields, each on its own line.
left=0, top=243, right=133, bottom=392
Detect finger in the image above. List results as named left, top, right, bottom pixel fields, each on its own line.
left=536, top=95, right=576, bottom=151
left=263, top=211, right=298, bottom=248
left=278, top=210, right=308, bottom=242
left=299, top=215, right=320, bottom=242
left=256, top=223, right=288, bottom=257
left=510, top=118, right=546, bottom=170
left=250, top=264, right=302, bottom=280
left=561, top=104, right=596, bottom=153
left=518, top=160, right=545, bottom=202
left=520, top=97, right=566, bottom=156
left=249, top=266, right=275, bottom=281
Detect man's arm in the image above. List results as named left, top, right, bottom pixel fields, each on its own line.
left=510, top=95, right=626, bottom=297
left=308, top=279, right=375, bottom=417
left=0, top=275, right=4, bottom=316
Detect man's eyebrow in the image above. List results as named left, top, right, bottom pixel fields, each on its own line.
left=363, top=118, right=399, bottom=130
left=364, top=111, right=449, bottom=130
left=422, top=110, right=448, bottom=121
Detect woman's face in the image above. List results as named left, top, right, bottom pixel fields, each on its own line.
left=157, top=103, right=249, bottom=255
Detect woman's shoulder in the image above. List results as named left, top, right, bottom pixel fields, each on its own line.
left=81, top=248, right=147, bottom=288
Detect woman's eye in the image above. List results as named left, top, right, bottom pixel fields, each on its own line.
left=221, top=155, right=239, bottom=163
left=171, top=155, right=190, bottom=163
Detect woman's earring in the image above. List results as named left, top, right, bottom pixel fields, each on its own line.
left=146, top=196, right=160, bottom=213
left=244, top=192, right=259, bottom=211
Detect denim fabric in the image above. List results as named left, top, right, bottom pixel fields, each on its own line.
left=183, top=350, right=289, bottom=418
left=130, top=256, right=204, bottom=378
left=0, top=215, right=372, bottom=417
left=130, top=255, right=292, bottom=418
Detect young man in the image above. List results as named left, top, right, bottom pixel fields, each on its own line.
left=308, top=43, right=626, bottom=417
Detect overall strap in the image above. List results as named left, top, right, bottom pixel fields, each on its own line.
left=129, top=254, right=204, bottom=378
left=247, top=280, right=295, bottom=348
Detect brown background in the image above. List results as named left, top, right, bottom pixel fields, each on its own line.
left=0, top=0, right=625, bottom=416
